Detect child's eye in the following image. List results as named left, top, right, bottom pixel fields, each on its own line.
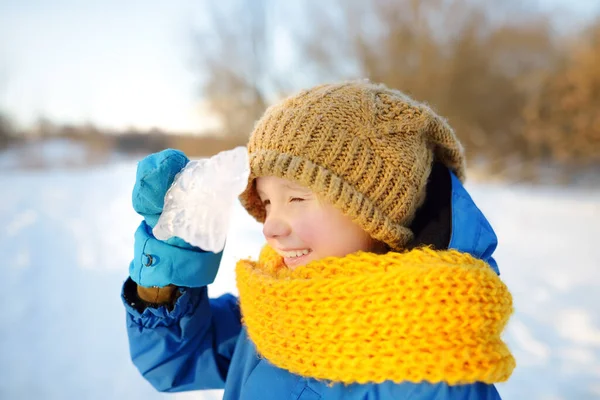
left=290, top=197, right=304, bottom=203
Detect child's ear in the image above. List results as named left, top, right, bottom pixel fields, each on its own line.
left=406, top=162, right=452, bottom=250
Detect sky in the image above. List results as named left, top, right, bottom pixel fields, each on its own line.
left=0, top=0, right=599, bottom=133
left=0, top=0, right=217, bottom=132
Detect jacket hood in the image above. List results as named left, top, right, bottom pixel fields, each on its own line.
left=448, top=172, right=499, bottom=274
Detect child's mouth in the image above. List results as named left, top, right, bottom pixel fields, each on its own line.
left=276, top=249, right=312, bottom=268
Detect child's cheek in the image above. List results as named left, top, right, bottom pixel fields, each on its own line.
left=290, top=208, right=328, bottom=247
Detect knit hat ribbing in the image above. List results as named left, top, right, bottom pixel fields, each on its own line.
left=239, top=81, right=465, bottom=251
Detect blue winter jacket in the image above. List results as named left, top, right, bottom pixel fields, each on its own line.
left=122, top=172, right=503, bottom=399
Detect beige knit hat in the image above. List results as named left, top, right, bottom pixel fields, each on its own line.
left=238, top=81, right=465, bottom=251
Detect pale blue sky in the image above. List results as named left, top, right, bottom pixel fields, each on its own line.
left=0, top=0, right=214, bottom=132
left=0, top=0, right=598, bottom=133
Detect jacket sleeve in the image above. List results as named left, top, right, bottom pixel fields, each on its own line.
left=122, top=277, right=242, bottom=392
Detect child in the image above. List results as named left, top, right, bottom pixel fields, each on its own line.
left=122, top=81, right=514, bottom=399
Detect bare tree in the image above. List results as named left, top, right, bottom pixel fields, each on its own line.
left=193, top=0, right=290, bottom=141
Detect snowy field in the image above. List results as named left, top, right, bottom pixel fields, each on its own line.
left=0, top=159, right=598, bottom=400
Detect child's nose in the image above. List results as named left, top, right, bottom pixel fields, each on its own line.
left=262, top=215, right=291, bottom=239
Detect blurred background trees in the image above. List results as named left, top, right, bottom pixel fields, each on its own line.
left=0, top=112, right=13, bottom=149
left=523, top=20, right=600, bottom=172
left=0, top=66, right=14, bottom=150
left=1, top=0, right=598, bottom=183
left=192, top=0, right=272, bottom=142
left=194, top=0, right=600, bottom=182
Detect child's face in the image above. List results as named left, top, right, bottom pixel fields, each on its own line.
left=255, top=176, right=380, bottom=269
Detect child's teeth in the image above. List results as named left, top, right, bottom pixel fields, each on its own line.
left=280, top=249, right=310, bottom=258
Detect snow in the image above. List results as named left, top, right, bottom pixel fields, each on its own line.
left=0, top=157, right=598, bottom=399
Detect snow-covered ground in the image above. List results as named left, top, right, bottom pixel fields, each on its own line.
left=0, top=159, right=598, bottom=400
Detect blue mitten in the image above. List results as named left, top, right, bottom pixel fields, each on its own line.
left=129, top=149, right=223, bottom=288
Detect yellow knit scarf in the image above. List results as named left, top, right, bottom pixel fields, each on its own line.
left=236, top=246, right=515, bottom=385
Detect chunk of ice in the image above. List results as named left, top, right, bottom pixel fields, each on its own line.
left=153, top=146, right=250, bottom=252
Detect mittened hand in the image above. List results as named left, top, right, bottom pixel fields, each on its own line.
left=131, top=149, right=191, bottom=249
left=129, top=149, right=223, bottom=288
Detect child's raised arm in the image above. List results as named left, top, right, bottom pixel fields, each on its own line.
left=121, top=149, right=242, bottom=392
